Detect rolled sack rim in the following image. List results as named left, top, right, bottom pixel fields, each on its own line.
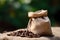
left=28, top=10, right=48, bottom=18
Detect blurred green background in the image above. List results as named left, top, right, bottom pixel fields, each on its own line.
left=0, top=0, right=60, bottom=32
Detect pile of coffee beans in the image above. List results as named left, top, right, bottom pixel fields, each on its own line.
left=7, top=30, right=40, bottom=38
left=7, top=30, right=54, bottom=38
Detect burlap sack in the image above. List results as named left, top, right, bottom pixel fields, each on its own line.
left=27, top=10, right=53, bottom=36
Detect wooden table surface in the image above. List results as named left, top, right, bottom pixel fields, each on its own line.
left=0, top=27, right=60, bottom=40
